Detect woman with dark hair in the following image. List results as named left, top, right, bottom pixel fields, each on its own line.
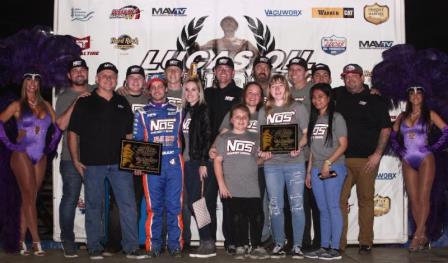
left=0, top=73, right=61, bottom=256
left=390, top=86, right=448, bottom=252
left=219, top=81, right=263, bottom=134
left=181, top=79, right=216, bottom=258
left=258, top=74, right=309, bottom=259
left=304, top=83, right=347, bottom=260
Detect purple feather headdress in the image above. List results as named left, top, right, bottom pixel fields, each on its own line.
left=0, top=26, right=81, bottom=88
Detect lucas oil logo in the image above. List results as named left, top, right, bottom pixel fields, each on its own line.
left=227, top=139, right=255, bottom=155
left=150, top=119, right=176, bottom=131
left=321, top=35, right=347, bottom=55
left=267, top=112, right=295, bottom=124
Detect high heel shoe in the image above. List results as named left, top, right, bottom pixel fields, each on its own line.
left=417, top=236, right=430, bottom=251
left=19, top=241, right=30, bottom=256
left=32, top=242, right=46, bottom=256
left=408, top=236, right=420, bottom=253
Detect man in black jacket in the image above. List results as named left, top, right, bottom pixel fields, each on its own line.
left=205, top=56, right=242, bottom=253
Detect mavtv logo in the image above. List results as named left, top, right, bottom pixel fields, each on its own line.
left=359, top=40, right=393, bottom=49
left=152, top=7, right=187, bottom=16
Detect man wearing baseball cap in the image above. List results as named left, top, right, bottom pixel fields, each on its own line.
left=311, top=63, right=332, bottom=85
left=205, top=56, right=242, bottom=254
left=334, top=63, right=391, bottom=255
left=104, top=65, right=150, bottom=255
left=164, top=58, right=184, bottom=107
left=134, top=73, right=184, bottom=257
left=252, top=56, right=272, bottom=97
left=68, top=62, right=146, bottom=259
left=287, top=57, right=314, bottom=111
left=56, top=58, right=95, bottom=258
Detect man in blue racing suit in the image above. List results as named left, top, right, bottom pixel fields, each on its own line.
left=133, top=74, right=184, bottom=257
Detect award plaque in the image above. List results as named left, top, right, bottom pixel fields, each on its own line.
left=120, top=139, right=162, bottom=174
left=260, top=124, right=298, bottom=153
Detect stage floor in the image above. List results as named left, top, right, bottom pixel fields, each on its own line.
left=1, top=246, right=448, bottom=262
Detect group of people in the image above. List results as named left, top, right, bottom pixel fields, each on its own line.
left=1, top=53, right=447, bottom=261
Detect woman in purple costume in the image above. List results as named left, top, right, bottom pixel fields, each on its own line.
left=390, top=86, right=448, bottom=252
left=0, top=73, right=61, bottom=256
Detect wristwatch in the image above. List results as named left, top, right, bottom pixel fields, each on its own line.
left=324, top=159, right=332, bottom=166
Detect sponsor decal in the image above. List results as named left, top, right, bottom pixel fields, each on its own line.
left=312, top=124, right=328, bottom=140
left=376, top=172, right=397, bottom=180
left=364, top=3, right=389, bottom=25
left=359, top=40, right=393, bottom=49
left=74, top=36, right=100, bottom=56
left=71, top=8, right=94, bottom=21
left=321, top=35, right=347, bottom=55
left=265, top=9, right=303, bottom=17
left=312, top=7, right=354, bottom=18
left=140, top=16, right=316, bottom=87
left=374, top=194, right=391, bottom=217
left=227, top=139, right=255, bottom=155
left=110, top=5, right=141, bottom=19
left=266, top=112, right=295, bottom=124
left=111, top=35, right=139, bottom=50
left=152, top=7, right=187, bottom=16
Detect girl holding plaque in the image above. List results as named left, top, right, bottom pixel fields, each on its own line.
left=258, top=74, right=309, bottom=259
left=304, top=83, right=348, bottom=260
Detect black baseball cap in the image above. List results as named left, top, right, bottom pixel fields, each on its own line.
left=69, top=58, right=88, bottom=70
left=165, top=59, right=183, bottom=70
left=126, top=65, right=145, bottom=78
left=311, top=63, right=331, bottom=76
left=287, top=57, right=307, bottom=70
left=97, top=62, right=118, bottom=74
left=341, top=63, right=363, bottom=77
left=214, top=56, right=234, bottom=69
left=253, top=56, right=272, bottom=68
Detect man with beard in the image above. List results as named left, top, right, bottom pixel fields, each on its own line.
left=56, top=58, right=94, bottom=258
left=252, top=56, right=272, bottom=98
left=288, top=57, right=314, bottom=111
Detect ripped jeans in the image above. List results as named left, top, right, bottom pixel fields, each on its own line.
left=264, top=163, right=306, bottom=247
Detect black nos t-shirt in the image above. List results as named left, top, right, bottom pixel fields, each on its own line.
left=334, top=86, right=391, bottom=158
left=68, top=90, right=133, bottom=165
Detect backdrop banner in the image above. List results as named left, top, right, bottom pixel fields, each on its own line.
left=53, top=0, right=407, bottom=244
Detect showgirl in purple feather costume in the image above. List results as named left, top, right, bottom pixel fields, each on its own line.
left=0, top=26, right=80, bottom=254
left=372, top=44, right=448, bottom=249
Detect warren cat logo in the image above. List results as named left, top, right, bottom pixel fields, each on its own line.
left=321, top=35, right=347, bottom=55
left=265, top=9, right=303, bottom=17
left=227, top=140, right=255, bottom=155
left=152, top=7, right=187, bottom=16
left=74, top=36, right=99, bottom=56
left=312, top=7, right=354, bottom=18
left=71, top=8, right=94, bottom=21
left=111, top=35, right=139, bottom=50
left=359, top=40, right=393, bottom=49
left=110, top=5, right=141, bottom=19
left=364, top=3, right=389, bottom=25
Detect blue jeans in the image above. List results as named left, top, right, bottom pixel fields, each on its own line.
left=84, top=164, right=139, bottom=253
left=264, top=163, right=306, bottom=247
left=59, top=160, right=83, bottom=251
left=311, top=163, right=347, bottom=249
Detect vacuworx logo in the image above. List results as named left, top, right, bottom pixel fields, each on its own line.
left=265, top=9, right=303, bottom=17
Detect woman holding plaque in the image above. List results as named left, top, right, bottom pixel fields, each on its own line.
left=181, top=79, right=216, bottom=258
left=304, top=83, right=347, bottom=260
left=389, top=86, right=447, bottom=252
left=0, top=73, right=61, bottom=256
left=258, top=74, right=309, bottom=259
